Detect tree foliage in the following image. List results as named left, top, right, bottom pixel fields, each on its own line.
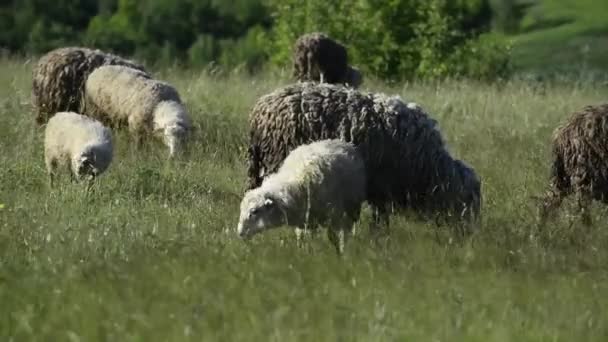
left=267, top=0, right=511, bottom=80
left=0, top=0, right=511, bottom=79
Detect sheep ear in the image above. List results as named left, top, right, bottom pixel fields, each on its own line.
left=263, top=198, right=274, bottom=207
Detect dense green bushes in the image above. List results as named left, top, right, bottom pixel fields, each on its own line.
left=0, top=0, right=513, bottom=80
left=267, top=0, right=512, bottom=80
left=0, top=0, right=271, bottom=70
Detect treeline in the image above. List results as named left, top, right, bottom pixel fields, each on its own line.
left=0, top=0, right=517, bottom=80
left=0, top=0, right=271, bottom=69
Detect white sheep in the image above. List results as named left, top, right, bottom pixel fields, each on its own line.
left=237, top=139, right=366, bottom=254
left=44, top=112, right=113, bottom=187
left=83, top=65, right=192, bottom=157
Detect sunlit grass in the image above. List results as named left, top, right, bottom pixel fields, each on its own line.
left=1, top=57, right=607, bottom=340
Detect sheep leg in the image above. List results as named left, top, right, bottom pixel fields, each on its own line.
left=295, top=227, right=305, bottom=249
left=48, top=172, right=55, bottom=188
left=327, top=228, right=344, bottom=255
left=85, top=176, right=95, bottom=192
left=327, top=218, right=351, bottom=255
left=538, top=187, right=565, bottom=226
left=371, top=205, right=390, bottom=235
left=576, top=190, right=592, bottom=226
left=246, top=145, right=262, bottom=190
left=135, top=133, right=145, bottom=150
left=46, top=159, right=57, bottom=188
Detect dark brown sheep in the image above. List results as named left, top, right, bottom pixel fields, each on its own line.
left=246, top=82, right=481, bottom=227
left=539, top=104, right=608, bottom=225
left=31, top=47, right=147, bottom=125
left=292, top=32, right=362, bottom=88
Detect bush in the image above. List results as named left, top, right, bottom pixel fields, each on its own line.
left=490, top=0, right=527, bottom=34
left=84, top=0, right=270, bottom=68
left=188, top=34, right=220, bottom=67
left=218, top=26, right=269, bottom=73
left=447, top=33, right=513, bottom=80
left=266, top=0, right=512, bottom=81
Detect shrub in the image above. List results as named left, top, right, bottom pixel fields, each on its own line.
left=266, top=0, right=512, bottom=81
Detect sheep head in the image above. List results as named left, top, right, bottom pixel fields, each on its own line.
left=237, top=189, right=286, bottom=239
left=73, top=151, right=98, bottom=181
left=163, top=124, right=189, bottom=158
left=344, top=66, right=362, bottom=88
left=153, top=100, right=191, bottom=158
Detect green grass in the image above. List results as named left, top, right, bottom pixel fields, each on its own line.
left=1, top=57, right=608, bottom=341
left=510, top=0, right=608, bottom=74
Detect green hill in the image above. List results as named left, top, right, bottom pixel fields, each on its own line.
left=509, top=0, right=608, bottom=75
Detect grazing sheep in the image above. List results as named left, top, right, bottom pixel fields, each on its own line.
left=44, top=112, right=113, bottom=187
left=238, top=139, right=366, bottom=254
left=292, top=32, right=362, bottom=88
left=539, top=104, right=608, bottom=225
left=82, top=65, right=192, bottom=157
left=246, top=82, right=481, bottom=229
left=32, top=47, right=147, bottom=124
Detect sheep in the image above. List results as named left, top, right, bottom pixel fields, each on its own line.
left=246, top=82, right=481, bottom=231
left=32, top=46, right=147, bottom=125
left=82, top=65, right=192, bottom=158
left=539, top=104, right=608, bottom=225
left=238, top=139, right=366, bottom=254
left=292, top=32, right=362, bottom=88
left=44, top=112, right=113, bottom=187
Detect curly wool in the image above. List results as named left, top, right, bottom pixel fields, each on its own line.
left=292, top=32, right=362, bottom=88
left=82, top=65, right=192, bottom=156
left=540, top=103, right=608, bottom=223
left=246, top=82, right=481, bottom=223
left=32, top=47, right=147, bottom=125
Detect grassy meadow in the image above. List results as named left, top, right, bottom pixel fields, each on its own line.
left=1, top=57, right=608, bottom=341
left=511, top=0, right=608, bottom=75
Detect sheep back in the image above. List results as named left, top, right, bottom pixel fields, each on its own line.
left=272, top=139, right=366, bottom=224
left=32, top=47, right=146, bottom=125
left=83, top=65, right=182, bottom=133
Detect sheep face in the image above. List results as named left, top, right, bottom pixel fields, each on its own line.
left=237, top=190, right=285, bottom=239
left=345, top=66, right=362, bottom=88
left=72, top=153, right=98, bottom=181
left=163, top=124, right=188, bottom=157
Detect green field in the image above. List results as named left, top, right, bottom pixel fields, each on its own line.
left=511, top=0, right=608, bottom=74
left=1, top=57, right=608, bottom=341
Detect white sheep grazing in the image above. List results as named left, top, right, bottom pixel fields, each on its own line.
left=237, top=139, right=366, bottom=254
left=83, top=65, right=192, bottom=157
left=44, top=112, right=113, bottom=187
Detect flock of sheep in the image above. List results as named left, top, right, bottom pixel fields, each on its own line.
left=28, top=32, right=608, bottom=254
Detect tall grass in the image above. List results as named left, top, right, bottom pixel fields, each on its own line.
left=1, top=57, right=607, bottom=341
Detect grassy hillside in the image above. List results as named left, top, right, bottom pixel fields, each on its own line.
left=510, top=0, right=608, bottom=75
left=1, top=58, right=608, bottom=340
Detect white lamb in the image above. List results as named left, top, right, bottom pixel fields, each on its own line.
left=237, top=139, right=366, bottom=254
left=83, top=65, right=192, bottom=157
left=44, top=112, right=113, bottom=186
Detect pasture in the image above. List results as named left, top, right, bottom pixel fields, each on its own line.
left=1, top=57, right=607, bottom=341
left=511, top=0, right=608, bottom=75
